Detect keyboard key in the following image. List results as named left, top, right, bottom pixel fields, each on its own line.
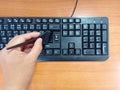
left=96, top=49, right=101, bottom=55
left=75, top=31, right=81, bottom=36
left=83, top=37, right=88, bottom=42
left=0, top=25, right=2, bottom=30
left=0, top=44, right=4, bottom=49
left=90, top=24, right=94, bottom=29
left=69, top=31, right=74, bottom=36
left=26, top=18, right=32, bottom=23
left=69, top=18, right=74, bottom=23
left=69, top=49, right=75, bottom=55
left=62, top=24, right=68, bottom=30
left=83, top=43, right=88, bottom=48
left=42, top=24, right=48, bottom=30
left=7, top=31, right=12, bottom=36
left=36, top=24, right=41, bottom=30
left=2, top=37, right=7, bottom=43
left=83, top=30, right=88, bottom=36
left=54, top=33, right=60, bottom=41
left=19, top=18, right=25, bottom=23
left=75, top=49, right=81, bottom=55
left=13, top=18, right=18, bottom=23
left=90, top=43, right=95, bottom=48
left=30, top=24, right=35, bottom=30
left=90, top=30, right=94, bottom=36
left=20, top=31, right=25, bottom=34
left=102, top=43, right=108, bottom=55
left=54, top=49, right=60, bottom=55
left=75, top=24, right=81, bottom=30
left=63, top=31, right=68, bottom=36
left=55, top=19, right=60, bottom=23
left=83, top=24, right=88, bottom=29
left=49, top=24, right=60, bottom=30
left=96, top=37, right=101, bottom=42
left=75, top=18, right=81, bottom=23
left=102, top=31, right=107, bottom=42
left=13, top=31, right=19, bottom=36
left=16, top=24, right=22, bottom=30
left=96, top=43, right=101, bottom=48
left=90, top=37, right=94, bottom=42
left=83, top=49, right=95, bottom=55
left=42, top=19, right=47, bottom=23
left=3, top=24, right=9, bottom=30
left=0, top=19, right=3, bottom=23
left=26, top=30, right=32, bottom=33
left=45, top=44, right=60, bottom=49
left=102, top=24, right=107, bottom=29
left=8, top=37, right=13, bottom=41
left=39, top=31, right=44, bottom=35
left=23, top=24, right=28, bottom=30
left=62, top=49, right=68, bottom=55
left=96, top=24, right=101, bottom=29
left=0, top=31, right=6, bottom=36
left=35, top=18, right=41, bottom=23
left=7, top=18, right=12, bottom=23
left=96, top=30, right=101, bottom=35
left=46, top=49, right=53, bottom=55
left=68, top=42, right=75, bottom=48
left=69, top=24, right=74, bottom=29
left=62, top=19, right=68, bottom=23
left=10, top=24, right=15, bottom=30
left=49, top=19, right=54, bottom=23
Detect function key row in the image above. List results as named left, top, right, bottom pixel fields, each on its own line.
left=35, top=18, right=61, bottom=23
left=0, top=18, right=81, bottom=23
left=0, top=18, right=61, bottom=23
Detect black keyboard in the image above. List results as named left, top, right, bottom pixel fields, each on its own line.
left=0, top=17, right=109, bottom=61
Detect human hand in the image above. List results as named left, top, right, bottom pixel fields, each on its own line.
left=0, top=32, right=42, bottom=90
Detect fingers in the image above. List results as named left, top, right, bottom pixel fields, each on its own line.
left=5, top=32, right=40, bottom=50
left=18, top=32, right=40, bottom=40
left=28, top=38, right=43, bottom=61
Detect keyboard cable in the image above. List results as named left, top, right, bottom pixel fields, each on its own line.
left=70, top=0, right=78, bottom=17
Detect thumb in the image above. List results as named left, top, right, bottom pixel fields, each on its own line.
left=28, top=38, right=43, bottom=60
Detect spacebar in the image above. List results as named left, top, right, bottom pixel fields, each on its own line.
left=44, top=43, right=60, bottom=48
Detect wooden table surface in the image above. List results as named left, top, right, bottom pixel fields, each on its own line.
left=0, top=0, right=120, bottom=90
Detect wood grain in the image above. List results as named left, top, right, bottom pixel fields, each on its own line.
left=0, top=0, right=120, bottom=90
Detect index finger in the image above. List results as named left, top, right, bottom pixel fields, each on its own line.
left=4, top=32, right=40, bottom=50
left=19, top=32, right=40, bottom=40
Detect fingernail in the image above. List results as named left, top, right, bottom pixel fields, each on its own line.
left=37, top=38, right=42, bottom=42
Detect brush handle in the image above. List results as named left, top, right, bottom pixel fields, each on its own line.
left=6, top=37, right=39, bottom=50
